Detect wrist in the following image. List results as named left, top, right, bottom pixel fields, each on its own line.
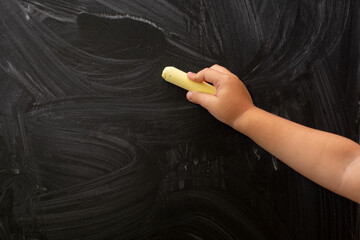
left=232, top=106, right=260, bottom=134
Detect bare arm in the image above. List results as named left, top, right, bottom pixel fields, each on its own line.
left=186, top=64, right=360, bottom=203
left=236, top=107, right=360, bottom=203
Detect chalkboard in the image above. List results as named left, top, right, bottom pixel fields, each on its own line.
left=0, top=0, right=359, bottom=239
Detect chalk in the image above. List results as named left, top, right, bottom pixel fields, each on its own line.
left=162, top=66, right=216, bottom=95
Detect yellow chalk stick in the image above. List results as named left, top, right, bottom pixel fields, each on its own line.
left=162, top=66, right=216, bottom=95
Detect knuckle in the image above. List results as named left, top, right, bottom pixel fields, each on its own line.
left=223, top=74, right=233, bottom=82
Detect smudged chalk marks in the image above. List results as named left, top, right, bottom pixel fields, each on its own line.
left=0, top=0, right=358, bottom=239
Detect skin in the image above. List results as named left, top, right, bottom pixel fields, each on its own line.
left=186, top=64, right=360, bottom=204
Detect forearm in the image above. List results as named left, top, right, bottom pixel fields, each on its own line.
left=186, top=65, right=360, bottom=202
left=234, top=107, right=360, bottom=201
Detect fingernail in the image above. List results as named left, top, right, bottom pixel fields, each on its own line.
left=187, top=72, right=196, bottom=79
left=186, top=91, right=192, bottom=100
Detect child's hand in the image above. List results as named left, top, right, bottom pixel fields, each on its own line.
left=187, top=65, right=360, bottom=204
left=186, top=64, right=254, bottom=129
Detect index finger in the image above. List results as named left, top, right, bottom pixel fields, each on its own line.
left=191, top=68, right=225, bottom=86
left=210, top=64, right=232, bottom=74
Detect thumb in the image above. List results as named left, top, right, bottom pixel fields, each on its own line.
left=186, top=91, right=215, bottom=110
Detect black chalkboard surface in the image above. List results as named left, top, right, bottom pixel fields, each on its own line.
left=0, top=0, right=359, bottom=239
